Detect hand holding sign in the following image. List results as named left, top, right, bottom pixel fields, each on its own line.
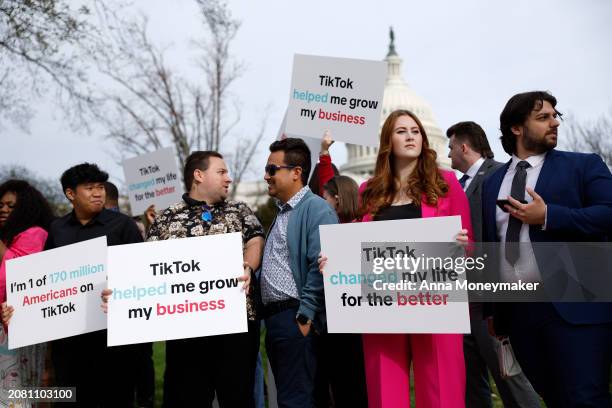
left=320, top=130, right=334, bottom=155
left=1, top=302, right=13, bottom=325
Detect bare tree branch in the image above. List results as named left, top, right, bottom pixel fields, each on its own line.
left=562, top=110, right=612, bottom=169
left=0, top=0, right=101, bottom=131
left=229, top=108, right=269, bottom=198
left=82, top=0, right=265, bottom=192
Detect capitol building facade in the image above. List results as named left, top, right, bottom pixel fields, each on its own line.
left=234, top=32, right=450, bottom=208
left=341, top=32, right=450, bottom=181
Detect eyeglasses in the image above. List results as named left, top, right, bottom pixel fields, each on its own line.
left=264, top=164, right=297, bottom=176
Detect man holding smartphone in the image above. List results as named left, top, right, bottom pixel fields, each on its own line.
left=447, top=122, right=538, bottom=408
left=482, top=91, right=612, bottom=407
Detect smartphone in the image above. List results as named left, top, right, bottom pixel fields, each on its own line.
left=496, top=198, right=527, bottom=212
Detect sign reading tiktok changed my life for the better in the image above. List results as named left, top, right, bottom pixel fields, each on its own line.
left=286, top=54, right=386, bottom=146
left=122, top=147, right=183, bottom=216
left=6, top=237, right=108, bottom=349
left=320, top=217, right=470, bottom=334
left=107, top=233, right=247, bottom=346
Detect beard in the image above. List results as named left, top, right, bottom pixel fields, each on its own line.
left=521, top=127, right=557, bottom=154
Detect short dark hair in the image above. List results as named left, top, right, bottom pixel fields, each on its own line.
left=269, top=138, right=311, bottom=186
left=183, top=151, right=224, bottom=191
left=446, top=121, right=494, bottom=159
left=104, top=182, right=119, bottom=202
left=499, top=91, right=561, bottom=155
left=60, top=163, right=109, bottom=193
left=0, top=179, right=54, bottom=245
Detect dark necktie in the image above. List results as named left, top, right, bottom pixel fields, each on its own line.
left=459, top=174, right=470, bottom=189
left=505, top=160, right=531, bottom=265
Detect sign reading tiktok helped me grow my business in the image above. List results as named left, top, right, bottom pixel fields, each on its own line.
left=122, top=147, right=183, bottom=215
left=6, top=237, right=108, bottom=349
left=107, top=233, right=247, bottom=346
left=286, top=54, right=386, bottom=146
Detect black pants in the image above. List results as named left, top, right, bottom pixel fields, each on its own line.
left=508, top=303, right=612, bottom=408
left=315, top=333, right=368, bottom=408
left=163, top=320, right=260, bottom=407
left=51, top=331, right=152, bottom=408
left=135, top=340, right=155, bottom=407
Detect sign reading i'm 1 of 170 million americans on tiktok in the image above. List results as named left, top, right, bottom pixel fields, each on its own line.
left=6, top=236, right=108, bottom=349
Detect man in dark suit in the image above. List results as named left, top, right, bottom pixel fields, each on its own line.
left=482, top=91, right=612, bottom=407
left=447, top=121, right=539, bottom=408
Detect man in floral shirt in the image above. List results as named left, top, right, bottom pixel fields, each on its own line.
left=147, top=151, right=265, bottom=407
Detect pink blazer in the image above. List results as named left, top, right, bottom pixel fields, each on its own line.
left=0, top=226, right=48, bottom=303
left=358, top=169, right=474, bottom=242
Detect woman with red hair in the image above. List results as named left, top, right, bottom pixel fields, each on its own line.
left=358, top=109, right=472, bottom=407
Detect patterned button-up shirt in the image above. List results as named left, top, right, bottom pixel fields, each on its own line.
left=261, top=186, right=310, bottom=304
left=147, top=193, right=265, bottom=319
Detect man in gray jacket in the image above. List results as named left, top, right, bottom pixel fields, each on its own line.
left=447, top=121, right=539, bottom=407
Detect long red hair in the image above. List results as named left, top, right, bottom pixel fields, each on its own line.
left=359, top=110, right=448, bottom=217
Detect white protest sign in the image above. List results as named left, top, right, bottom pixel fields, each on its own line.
left=286, top=54, right=386, bottom=146
left=107, top=233, right=247, bottom=346
left=320, top=216, right=470, bottom=333
left=6, top=237, right=108, bottom=349
left=122, top=147, right=183, bottom=216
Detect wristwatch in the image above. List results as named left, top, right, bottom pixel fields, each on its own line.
left=296, top=313, right=311, bottom=325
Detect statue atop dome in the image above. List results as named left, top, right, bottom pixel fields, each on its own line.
left=387, top=26, right=398, bottom=57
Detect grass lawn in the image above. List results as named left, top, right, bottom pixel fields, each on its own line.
left=153, top=338, right=612, bottom=407
left=152, top=342, right=165, bottom=407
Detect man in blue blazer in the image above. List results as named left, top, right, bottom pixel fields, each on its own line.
left=482, top=91, right=612, bottom=407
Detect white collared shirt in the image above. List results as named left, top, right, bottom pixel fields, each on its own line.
left=462, top=157, right=485, bottom=191
left=496, top=152, right=547, bottom=281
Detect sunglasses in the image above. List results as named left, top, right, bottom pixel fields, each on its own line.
left=264, top=164, right=298, bottom=176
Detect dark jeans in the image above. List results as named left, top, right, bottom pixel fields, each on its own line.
left=51, top=331, right=151, bottom=408
left=266, top=307, right=318, bottom=408
left=163, top=320, right=260, bottom=407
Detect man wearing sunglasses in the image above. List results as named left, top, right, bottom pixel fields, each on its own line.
left=261, top=138, right=338, bottom=408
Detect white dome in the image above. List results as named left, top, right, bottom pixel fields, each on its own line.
left=341, top=32, right=450, bottom=176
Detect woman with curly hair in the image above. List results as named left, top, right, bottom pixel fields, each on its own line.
left=0, top=179, right=54, bottom=406
left=358, top=110, right=473, bottom=407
